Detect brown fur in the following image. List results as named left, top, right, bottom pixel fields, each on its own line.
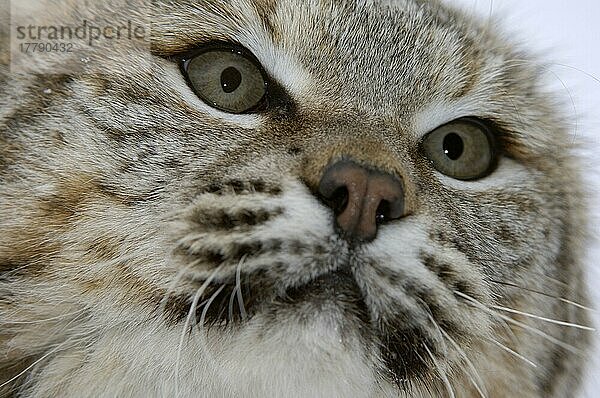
left=0, top=0, right=592, bottom=397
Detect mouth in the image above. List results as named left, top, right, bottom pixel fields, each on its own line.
left=283, top=268, right=366, bottom=308
left=164, top=263, right=436, bottom=386
left=175, top=266, right=366, bottom=328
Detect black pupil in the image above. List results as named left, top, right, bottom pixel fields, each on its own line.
left=221, top=66, right=242, bottom=93
left=443, top=132, right=464, bottom=160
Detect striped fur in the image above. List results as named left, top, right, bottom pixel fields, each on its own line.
left=0, top=0, right=592, bottom=397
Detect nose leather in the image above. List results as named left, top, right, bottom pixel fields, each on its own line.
left=318, top=160, right=405, bottom=243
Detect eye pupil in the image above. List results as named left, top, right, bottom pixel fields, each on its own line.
left=220, top=66, right=242, bottom=93
left=443, top=132, right=464, bottom=160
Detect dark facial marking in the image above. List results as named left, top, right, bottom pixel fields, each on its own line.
left=201, top=179, right=282, bottom=195
left=189, top=207, right=283, bottom=231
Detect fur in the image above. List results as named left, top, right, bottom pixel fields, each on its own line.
left=0, top=0, right=592, bottom=397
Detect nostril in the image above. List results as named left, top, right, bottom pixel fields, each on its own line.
left=329, top=186, right=349, bottom=215
left=375, top=200, right=390, bottom=225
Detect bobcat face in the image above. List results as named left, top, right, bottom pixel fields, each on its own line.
left=0, top=0, right=591, bottom=397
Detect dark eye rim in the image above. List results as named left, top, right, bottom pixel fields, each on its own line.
left=420, top=117, right=500, bottom=181
left=178, top=42, right=270, bottom=114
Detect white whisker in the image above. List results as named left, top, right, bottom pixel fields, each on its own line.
left=502, top=59, right=579, bottom=143
left=438, top=326, right=488, bottom=398
left=174, top=266, right=221, bottom=397
left=159, top=262, right=194, bottom=317
left=227, top=283, right=237, bottom=323
left=423, top=307, right=486, bottom=398
left=488, top=279, right=595, bottom=312
left=0, top=338, right=73, bottom=390
left=423, top=343, right=455, bottom=398
left=491, top=304, right=595, bottom=331
left=235, top=255, right=248, bottom=320
left=199, top=285, right=226, bottom=330
left=486, top=337, right=538, bottom=369
left=455, top=291, right=583, bottom=355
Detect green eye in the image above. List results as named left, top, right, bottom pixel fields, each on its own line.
left=421, top=118, right=497, bottom=180
left=181, top=46, right=267, bottom=114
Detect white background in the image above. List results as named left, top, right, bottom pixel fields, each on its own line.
left=446, top=1, right=600, bottom=396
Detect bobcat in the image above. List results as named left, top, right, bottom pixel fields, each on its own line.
left=0, top=0, right=593, bottom=397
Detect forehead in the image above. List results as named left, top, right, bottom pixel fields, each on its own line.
left=152, top=0, right=493, bottom=113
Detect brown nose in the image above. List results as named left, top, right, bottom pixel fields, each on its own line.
left=318, top=160, right=405, bottom=243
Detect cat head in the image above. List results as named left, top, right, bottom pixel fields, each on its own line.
left=0, top=0, right=591, bottom=396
